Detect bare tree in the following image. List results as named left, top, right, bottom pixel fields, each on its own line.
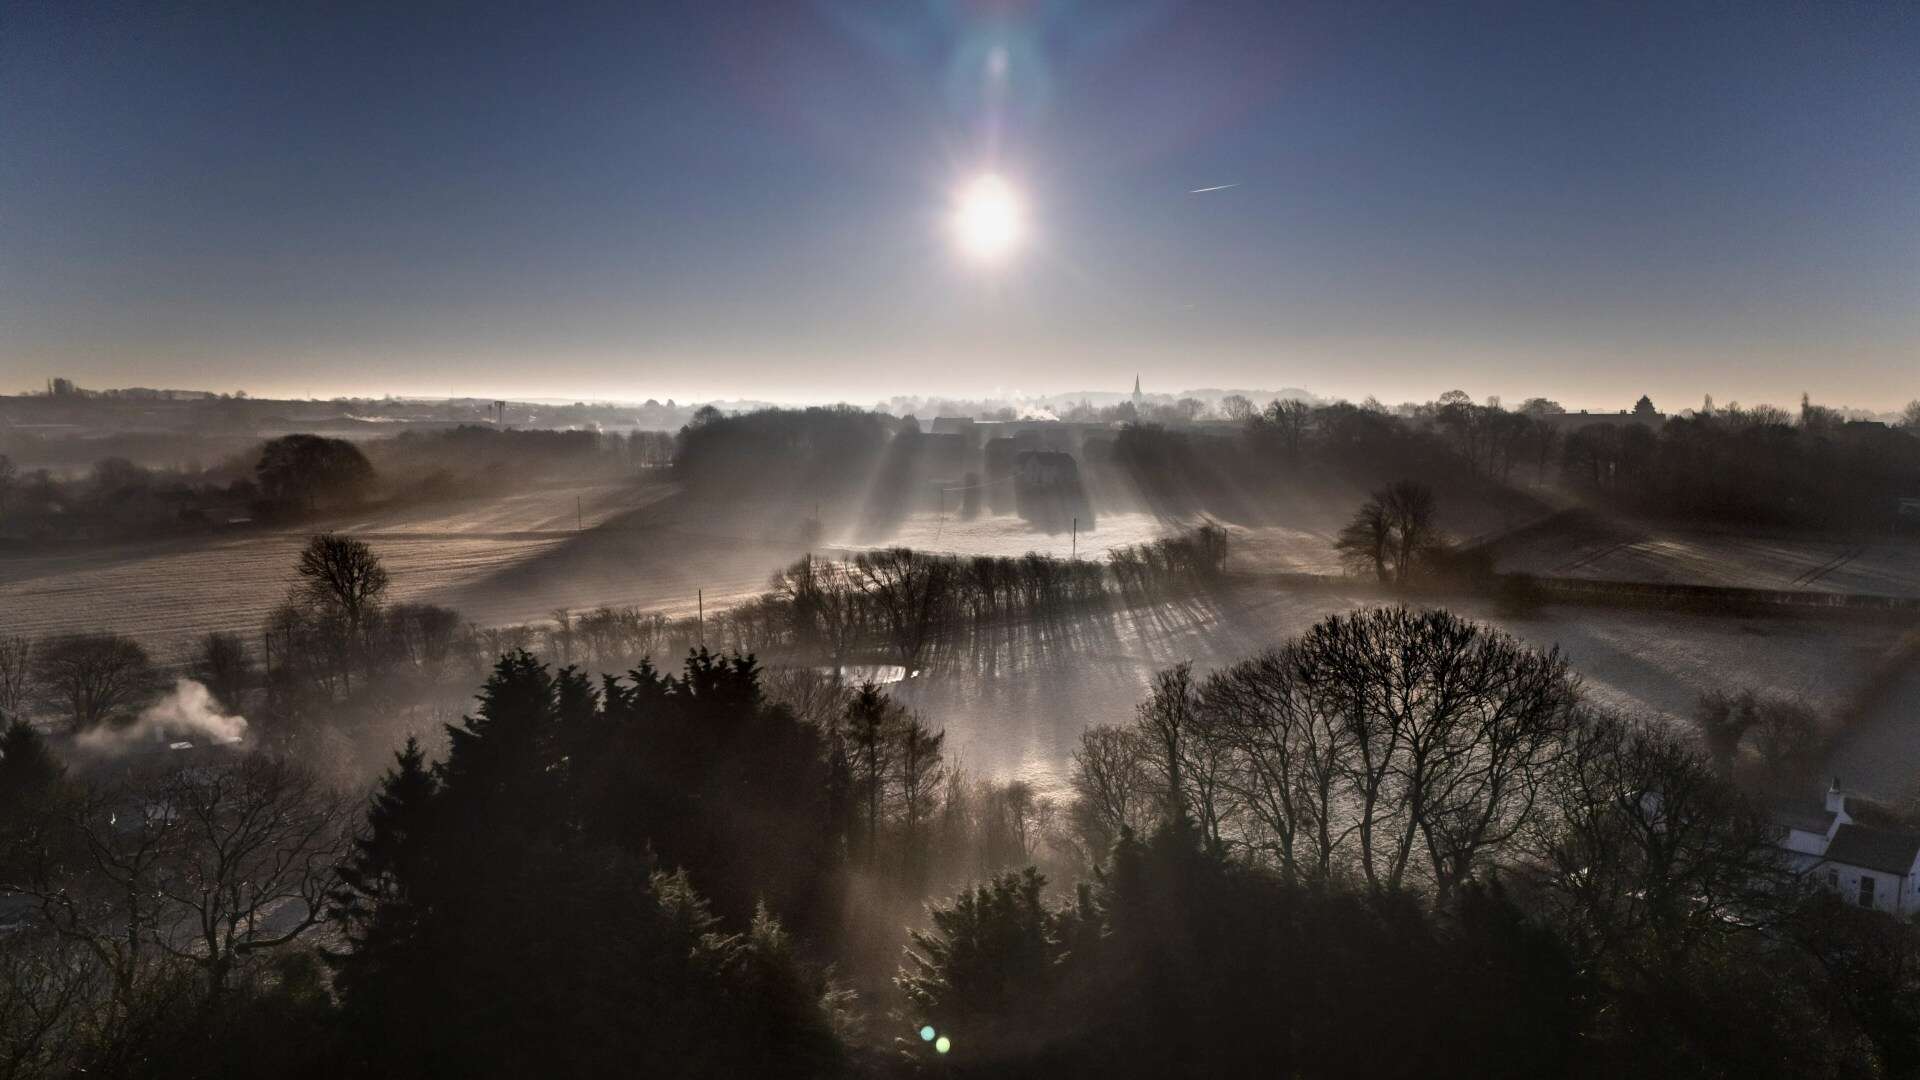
left=1219, top=394, right=1255, bottom=423
left=1519, top=712, right=1786, bottom=970
left=1068, top=724, right=1156, bottom=865
left=896, top=713, right=946, bottom=839
left=1379, top=481, right=1439, bottom=585
left=378, top=602, right=463, bottom=676
left=992, top=781, right=1049, bottom=867
left=1745, top=694, right=1823, bottom=793
left=2, top=756, right=348, bottom=1010
left=32, top=634, right=157, bottom=733
left=292, top=533, right=390, bottom=632
left=770, top=554, right=858, bottom=670
left=142, top=756, right=349, bottom=996
left=759, top=666, right=855, bottom=732
left=1135, top=662, right=1234, bottom=852
left=1334, top=499, right=1393, bottom=582
left=191, top=632, right=253, bottom=715
left=847, top=547, right=951, bottom=670
left=1299, top=607, right=1576, bottom=894
left=1197, top=645, right=1354, bottom=884
left=0, top=930, right=101, bottom=1080
left=1149, top=609, right=1578, bottom=895
left=1262, top=398, right=1314, bottom=460
left=291, top=533, right=390, bottom=690
left=1334, top=481, right=1442, bottom=586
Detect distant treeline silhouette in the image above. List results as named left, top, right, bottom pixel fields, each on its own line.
left=1560, top=399, right=1920, bottom=529
left=667, top=396, right=1920, bottom=533
left=0, top=424, right=668, bottom=544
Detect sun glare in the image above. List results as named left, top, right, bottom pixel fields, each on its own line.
left=951, top=174, right=1024, bottom=263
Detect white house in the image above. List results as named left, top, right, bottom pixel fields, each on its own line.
left=1772, top=780, right=1920, bottom=916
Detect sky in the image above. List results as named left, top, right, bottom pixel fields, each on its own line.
left=3, top=0, right=1917, bottom=411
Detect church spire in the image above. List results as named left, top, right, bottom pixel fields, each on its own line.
left=1132, top=374, right=1142, bottom=412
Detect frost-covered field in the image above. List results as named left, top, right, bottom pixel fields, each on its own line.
left=834, top=512, right=1347, bottom=576
left=835, top=510, right=1184, bottom=560
left=10, top=487, right=1914, bottom=803
left=895, top=584, right=1920, bottom=802
left=1488, top=515, right=1920, bottom=597
left=0, top=479, right=789, bottom=664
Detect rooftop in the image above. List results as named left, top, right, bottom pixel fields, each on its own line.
left=1824, top=824, right=1920, bottom=876
left=1770, top=799, right=1837, bottom=836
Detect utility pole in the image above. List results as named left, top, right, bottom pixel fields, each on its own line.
left=1071, top=516, right=1077, bottom=560
left=576, top=495, right=583, bottom=531
left=697, top=589, right=704, bottom=648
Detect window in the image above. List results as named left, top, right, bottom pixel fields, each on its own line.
left=1859, top=875, right=1877, bottom=908
left=1828, top=869, right=1840, bottom=889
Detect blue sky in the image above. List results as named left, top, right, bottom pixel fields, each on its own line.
left=3, top=0, right=1916, bottom=409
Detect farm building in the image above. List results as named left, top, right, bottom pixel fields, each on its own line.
left=1773, top=780, right=1920, bottom=915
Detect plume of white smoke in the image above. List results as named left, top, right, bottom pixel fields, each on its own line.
left=78, top=678, right=248, bottom=754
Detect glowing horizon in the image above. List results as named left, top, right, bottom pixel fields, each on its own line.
left=3, top=4, right=1915, bottom=412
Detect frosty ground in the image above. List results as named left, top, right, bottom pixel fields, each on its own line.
left=5, top=482, right=1915, bottom=805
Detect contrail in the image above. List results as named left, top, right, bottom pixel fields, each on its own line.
left=1188, top=183, right=1240, bottom=194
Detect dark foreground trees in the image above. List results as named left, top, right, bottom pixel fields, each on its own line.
left=325, top=649, right=849, bottom=1079
left=0, top=747, right=348, bottom=1078
left=899, top=823, right=1582, bottom=1080
left=906, top=709, right=1847, bottom=1079
left=1079, top=607, right=1581, bottom=895
left=11, top=605, right=1920, bottom=1078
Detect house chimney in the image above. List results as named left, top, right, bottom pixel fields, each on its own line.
left=1825, top=778, right=1847, bottom=816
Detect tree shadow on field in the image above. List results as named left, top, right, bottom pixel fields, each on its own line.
left=429, top=488, right=807, bottom=624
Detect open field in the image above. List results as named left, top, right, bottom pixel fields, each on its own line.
left=0, top=478, right=793, bottom=664
left=835, top=509, right=1189, bottom=560
left=10, top=486, right=1916, bottom=807
left=1486, top=512, right=1920, bottom=597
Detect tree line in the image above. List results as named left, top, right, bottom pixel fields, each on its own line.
left=1560, top=397, right=1920, bottom=529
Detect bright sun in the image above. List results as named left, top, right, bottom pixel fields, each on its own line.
left=951, top=174, right=1024, bottom=263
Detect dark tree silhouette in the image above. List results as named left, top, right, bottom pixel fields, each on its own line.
left=324, top=651, right=847, bottom=1079
left=898, top=867, right=1069, bottom=1070
left=32, top=633, right=157, bottom=732
left=1335, top=481, right=1441, bottom=585
left=0, top=720, right=64, bottom=820
left=0, top=635, right=31, bottom=725
left=291, top=533, right=390, bottom=689
left=191, top=631, right=254, bottom=715
left=293, top=534, right=390, bottom=629
left=255, top=434, right=375, bottom=510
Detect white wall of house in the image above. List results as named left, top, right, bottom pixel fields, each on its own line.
left=1815, top=862, right=1920, bottom=916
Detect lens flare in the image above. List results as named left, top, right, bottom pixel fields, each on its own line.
left=935, top=1035, right=952, bottom=1054
left=919, top=1025, right=936, bottom=1042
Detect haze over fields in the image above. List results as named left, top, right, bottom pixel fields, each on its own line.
left=8, top=446, right=1915, bottom=808
left=6, top=4, right=1920, bottom=1076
